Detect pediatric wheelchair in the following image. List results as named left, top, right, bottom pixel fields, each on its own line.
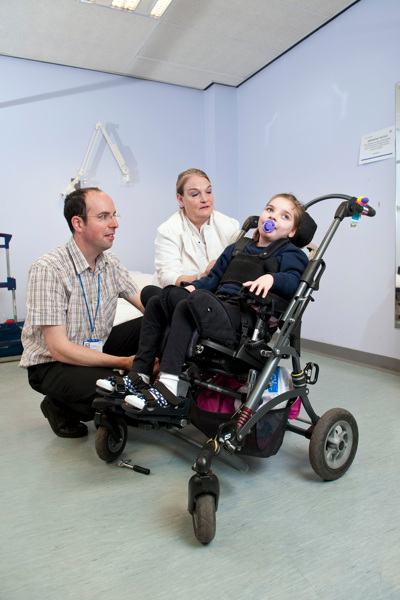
left=92, top=193, right=375, bottom=544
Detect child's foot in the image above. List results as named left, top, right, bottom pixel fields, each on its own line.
left=124, top=381, right=180, bottom=411
left=124, top=394, right=146, bottom=410
left=96, top=372, right=148, bottom=400
left=123, top=374, right=148, bottom=395
left=96, top=375, right=118, bottom=393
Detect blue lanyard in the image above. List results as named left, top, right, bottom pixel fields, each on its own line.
left=78, top=273, right=100, bottom=334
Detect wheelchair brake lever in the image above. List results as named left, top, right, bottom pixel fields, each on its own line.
left=217, top=419, right=240, bottom=453
left=304, top=362, right=319, bottom=385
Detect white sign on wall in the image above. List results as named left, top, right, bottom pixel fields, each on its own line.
left=359, top=126, right=395, bottom=165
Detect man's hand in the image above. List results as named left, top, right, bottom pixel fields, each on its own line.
left=41, top=325, right=136, bottom=371
left=121, top=355, right=135, bottom=372
left=242, top=274, right=274, bottom=298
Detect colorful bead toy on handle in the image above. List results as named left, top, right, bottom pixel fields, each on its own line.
left=262, top=219, right=276, bottom=233
left=350, top=197, right=369, bottom=227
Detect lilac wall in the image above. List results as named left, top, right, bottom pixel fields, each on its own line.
left=236, top=0, right=400, bottom=359
left=0, top=58, right=209, bottom=322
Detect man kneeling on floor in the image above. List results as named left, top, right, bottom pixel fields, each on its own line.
left=19, top=187, right=143, bottom=438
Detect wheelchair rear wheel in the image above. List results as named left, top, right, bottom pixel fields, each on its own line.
left=309, top=408, right=358, bottom=481
left=95, top=418, right=128, bottom=462
left=192, top=493, right=216, bottom=544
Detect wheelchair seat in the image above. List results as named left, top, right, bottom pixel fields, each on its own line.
left=186, top=289, right=291, bottom=379
left=183, top=207, right=317, bottom=383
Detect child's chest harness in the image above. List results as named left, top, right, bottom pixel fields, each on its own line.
left=217, top=237, right=289, bottom=289
left=183, top=238, right=289, bottom=349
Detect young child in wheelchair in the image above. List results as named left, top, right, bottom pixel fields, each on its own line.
left=97, top=193, right=309, bottom=411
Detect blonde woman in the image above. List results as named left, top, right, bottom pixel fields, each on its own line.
left=153, top=168, right=240, bottom=287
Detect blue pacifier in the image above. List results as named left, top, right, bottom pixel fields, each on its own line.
left=262, top=220, right=275, bottom=233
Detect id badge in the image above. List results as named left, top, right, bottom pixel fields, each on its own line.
left=83, top=338, right=104, bottom=352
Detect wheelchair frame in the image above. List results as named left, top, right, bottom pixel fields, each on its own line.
left=93, top=194, right=374, bottom=544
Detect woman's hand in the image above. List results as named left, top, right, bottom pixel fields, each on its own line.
left=242, top=274, right=274, bottom=298
left=175, top=259, right=217, bottom=286
left=202, top=259, right=217, bottom=276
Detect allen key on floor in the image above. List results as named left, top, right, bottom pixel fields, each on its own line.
left=117, top=459, right=150, bottom=475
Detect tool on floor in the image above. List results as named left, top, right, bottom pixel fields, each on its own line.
left=117, top=459, right=150, bottom=475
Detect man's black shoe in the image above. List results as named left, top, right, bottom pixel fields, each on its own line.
left=40, top=396, right=88, bottom=438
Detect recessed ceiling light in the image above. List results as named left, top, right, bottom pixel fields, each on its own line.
left=81, top=0, right=170, bottom=16
left=110, top=0, right=140, bottom=11
left=150, top=0, right=173, bottom=18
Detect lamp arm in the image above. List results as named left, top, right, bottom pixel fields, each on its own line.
left=97, top=122, right=130, bottom=179
left=61, top=122, right=130, bottom=197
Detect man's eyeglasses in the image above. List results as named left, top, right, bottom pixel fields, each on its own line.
left=79, top=213, right=121, bottom=223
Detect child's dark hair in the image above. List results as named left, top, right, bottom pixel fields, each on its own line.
left=268, top=193, right=305, bottom=229
left=64, top=187, right=101, bottom=233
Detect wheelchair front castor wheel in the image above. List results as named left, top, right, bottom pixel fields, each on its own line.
left=192, top=493, right=216, bottom=544
left=95, top=418, right=128, bottom=462
left=309, top=408, right=358, bottom=481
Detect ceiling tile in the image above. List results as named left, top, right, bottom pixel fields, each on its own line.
left=138, top=23, right=278, bottom=78
left=163, top=0, right=324, bottom=49
left=126, top=57, right=242, bottom=89
left=0, top=0, right=359, bottom=90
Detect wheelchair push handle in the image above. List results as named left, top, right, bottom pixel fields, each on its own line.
left=305, top=193, right=376, bottom=219
left=336, top=196, right=376, bottom=220
left=354, top=196, right=375, bottom=217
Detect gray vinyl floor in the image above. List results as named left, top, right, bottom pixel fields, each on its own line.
left=1, top=352, right=399, bottom=600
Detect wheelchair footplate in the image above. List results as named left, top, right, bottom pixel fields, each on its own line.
left=122, top=396, right=192, bottom=427
left=93, top=392, right=126, bottom=411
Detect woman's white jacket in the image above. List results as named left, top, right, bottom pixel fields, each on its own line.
left=153, top=209, right=240, bottom=288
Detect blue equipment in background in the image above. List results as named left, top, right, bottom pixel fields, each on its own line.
left=0, top=233, right=24, bottom=359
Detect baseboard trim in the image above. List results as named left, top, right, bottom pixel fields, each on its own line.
left=0, top=355, right=21, bottom=363
left=301, top=339, right=400, bottom=375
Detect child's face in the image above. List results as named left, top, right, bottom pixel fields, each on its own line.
left=258, top=196, right=297, bottom=243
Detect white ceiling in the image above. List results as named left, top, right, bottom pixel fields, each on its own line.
left=0, top=0, right=359, bottom=91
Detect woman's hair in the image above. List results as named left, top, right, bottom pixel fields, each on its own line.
left=268, top=193, right=305, bottom=229
left=176, top=168, right=211, bottom=196
left=64, top=187, right=101, bottom=233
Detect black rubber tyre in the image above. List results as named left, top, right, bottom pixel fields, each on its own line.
left=309, top=408, right=358, bottom=481
left=192, top=494, right=216, bottom=544
left=95, top=419, right=128, bottom=462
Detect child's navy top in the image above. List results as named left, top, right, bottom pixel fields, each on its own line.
left=192, top=239, right=308, bottom=299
